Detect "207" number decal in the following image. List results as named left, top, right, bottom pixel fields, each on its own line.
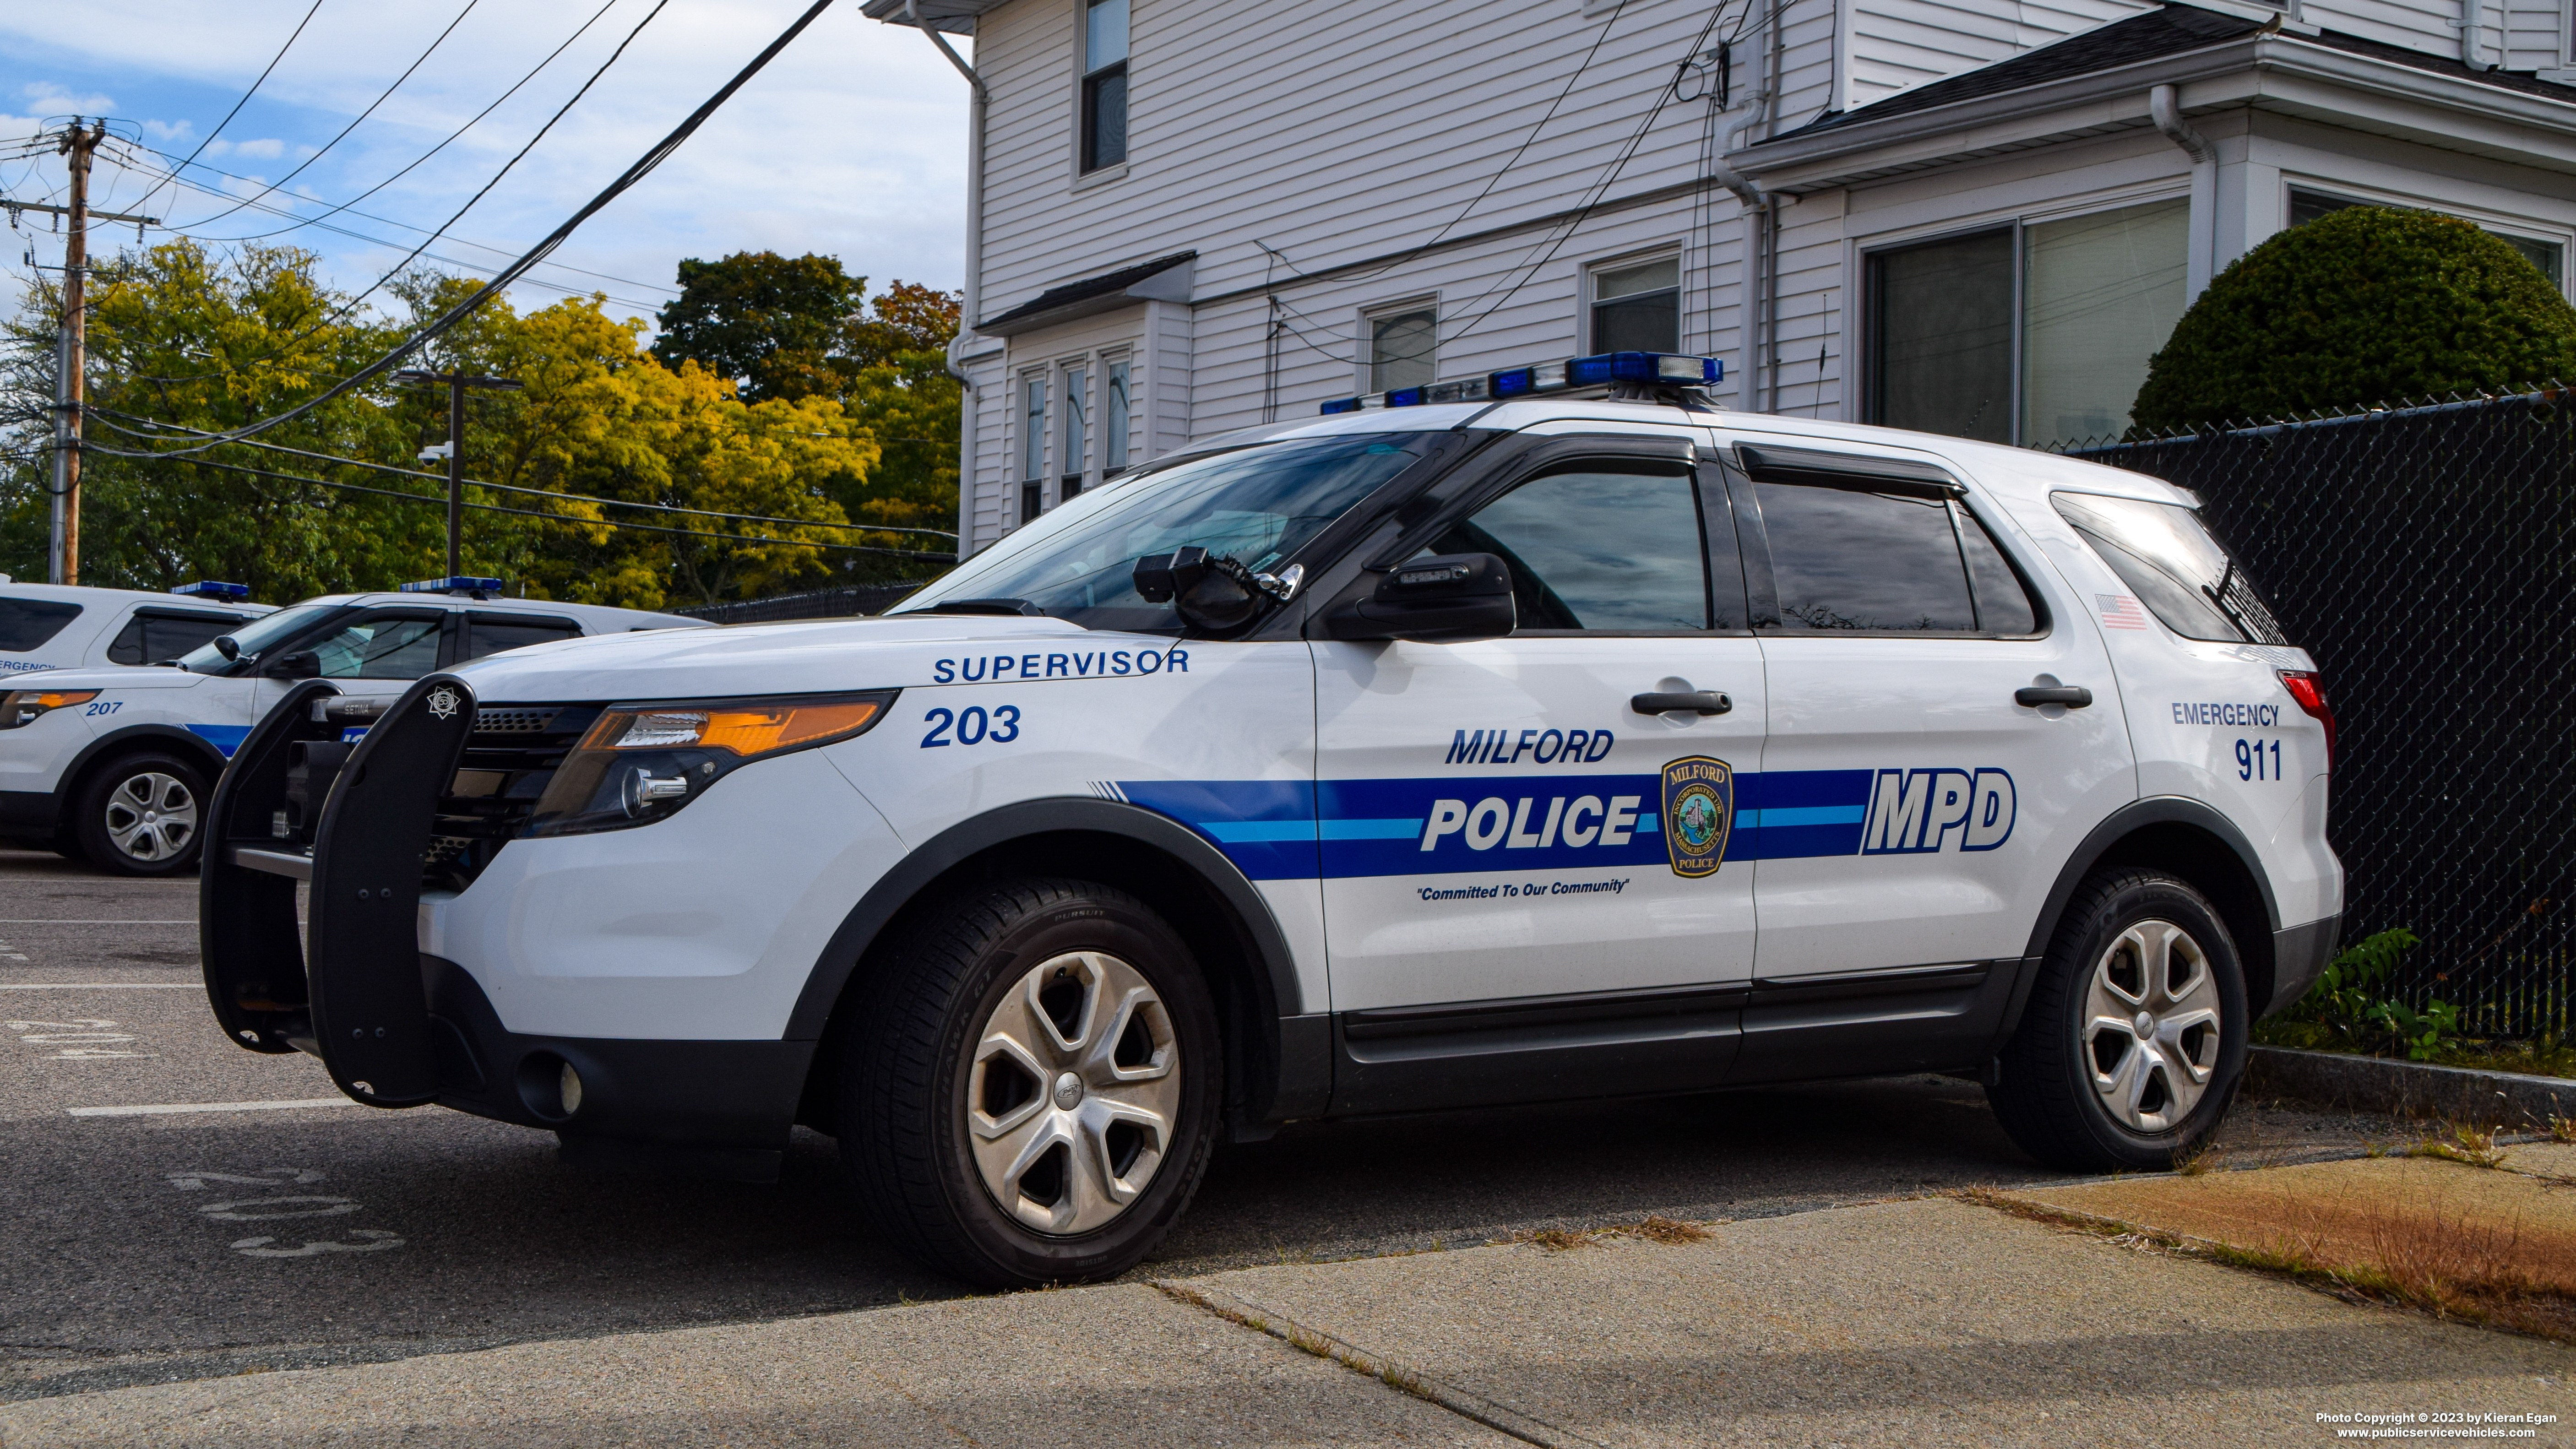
left=921, top=705, right=1022, bottom=748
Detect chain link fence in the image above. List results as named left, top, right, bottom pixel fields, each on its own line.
left=2070, top=389, right=2574, bottom=1038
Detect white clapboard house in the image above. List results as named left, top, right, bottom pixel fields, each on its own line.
left=867, top=0, right=2576, bottom=554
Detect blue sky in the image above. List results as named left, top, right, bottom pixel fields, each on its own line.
left=0, top=0, right=971, bottom=331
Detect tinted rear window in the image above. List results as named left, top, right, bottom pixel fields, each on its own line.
left=0, top=597, right=84, bottom=653
left=2052, top=492, right=2287, bottom=645
left=109, top=613, right=244, bottom=666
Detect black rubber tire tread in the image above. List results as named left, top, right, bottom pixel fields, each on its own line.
left=1987, top=867, right=2249, bottom=1172
left=838, top=876, right=1221, bottom=1289
left=72, top=751, right=208, bottom=878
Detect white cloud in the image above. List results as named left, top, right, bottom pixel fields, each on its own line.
left=21, top=82, right=116, bottom=114
left=141, top=118, right=194, bottom=143
left=207, top=137, right=285, bottom=160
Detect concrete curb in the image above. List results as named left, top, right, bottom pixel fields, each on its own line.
left=2248, top=1045, right=2575, bottom=1126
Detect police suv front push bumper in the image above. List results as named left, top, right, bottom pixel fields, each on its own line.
left=201, top=673, right=809, bottom=1182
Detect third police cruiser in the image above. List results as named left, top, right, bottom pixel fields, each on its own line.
left=199, top=353, right=2342, bottom=1289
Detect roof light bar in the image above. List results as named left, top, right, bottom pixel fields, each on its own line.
left=169, top=581, right=251, bottom=600
left=1322, top=353, right=1723, bottom=413
left=401, top=576, right=506, bottom=596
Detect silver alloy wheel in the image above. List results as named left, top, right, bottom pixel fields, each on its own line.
left=966, top=950, right=1180, bottom=1235
left=103, top=771, right=197, bottom=863
left=2081, top=918, right=2222, bottom=1133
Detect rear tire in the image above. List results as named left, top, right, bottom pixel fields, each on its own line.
left=838, top=878, right=1222, bottom=1288
left=72, top=752, right=209, bottom=877
left=1987, top=868, right=2247, bottom=1172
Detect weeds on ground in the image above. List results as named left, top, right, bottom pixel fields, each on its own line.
left=1956, top=1178, right=2576, bottom=1343
left=1508, top=1216, right=1714, bottom=1252
left=2548, top=1115, right=2576, bottom=1145
left=2409, top=1123, right=2508, bottom=1169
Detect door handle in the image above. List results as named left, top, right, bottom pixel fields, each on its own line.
left=2014, top=685, right=2093, bottom=708
left=1631, top=690, right=1732, bottom=716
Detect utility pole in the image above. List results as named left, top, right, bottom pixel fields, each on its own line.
left=392, top=368, right=521, bottom=577
left=49, top=118, right=106, bottom=586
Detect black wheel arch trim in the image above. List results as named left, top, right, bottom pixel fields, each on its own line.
left=1998, top=796, right=2282, bottom=1045
left=786, top=797, right=1323, bottom=1121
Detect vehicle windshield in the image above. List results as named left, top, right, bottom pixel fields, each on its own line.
left=2051, top=492, right=2288, bottom=645
left=894, top=434, right=1429, bottom=631
left=173, top=603, right=341, bottom=673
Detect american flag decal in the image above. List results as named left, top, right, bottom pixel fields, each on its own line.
left=2097, top=594, right=2149, bottom=630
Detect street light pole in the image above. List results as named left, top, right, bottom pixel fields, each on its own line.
left=392, top=368, right=522, bottom=578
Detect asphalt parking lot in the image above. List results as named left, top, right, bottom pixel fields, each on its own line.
left=0, top=848, right=2417, bottom=1406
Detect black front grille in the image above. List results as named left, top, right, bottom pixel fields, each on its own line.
left=427, top=704, right=600, bottom=892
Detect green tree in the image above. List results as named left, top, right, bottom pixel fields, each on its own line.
left=650, top=250, right=864, bottom=403
left=2130, top=207, right=2576, bottom=431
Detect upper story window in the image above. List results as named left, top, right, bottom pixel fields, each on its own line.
left=1865, top=198, right=2188, bottom=448
left=1590, top=255, right=1681, bottom=353
left=1082, top=0, right=1128, bottom=172
left=1369, top=307, right=1436, bottom=394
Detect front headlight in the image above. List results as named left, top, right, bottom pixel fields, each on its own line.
left=0, top=689, right=97, bottom=729
left=523, top=691, right=895, bottom=836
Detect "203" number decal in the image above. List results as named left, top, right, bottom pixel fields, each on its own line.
left=921, top=705, right=1022, bottom=748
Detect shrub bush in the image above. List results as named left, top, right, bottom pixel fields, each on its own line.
left=2130, top=207, right=2576, bottom=432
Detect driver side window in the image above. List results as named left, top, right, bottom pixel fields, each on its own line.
left=1417, top=459, right=1723, bottom=632
left=310, top=614, right=443, bottom=679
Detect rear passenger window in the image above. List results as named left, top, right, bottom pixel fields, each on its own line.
left=462, top=616, right=582, bottom=662
left=1755, top=482, right=1977, bottom=632
left=109, top=613, right=243, bottom=666
left=1421, top=461, right=1712, bottom=631
left=1958, top=510, right=2040, bottom=635
left=0, top=597, right=84, bottom=653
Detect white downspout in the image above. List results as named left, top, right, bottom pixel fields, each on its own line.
left=2454, top=0, right=2494, bottom=70
left=1708, top=27, right=1775, bottom=413
left=909, top=0, right=988, bottom=554
left=2150, top=84, right=2219, bottom=299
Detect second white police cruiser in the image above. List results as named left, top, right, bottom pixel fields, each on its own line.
left=201, top=353, right=2342, bottom=1289
left=3, top=583, right=699, bottom=874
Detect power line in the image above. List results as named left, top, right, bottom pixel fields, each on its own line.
left=205, top=0, right=627, bottom=247
left=182, top=0, right=486, bottom=231
left=85, top=0, right=836, bottom=452
left=130, top=452, right=956, bottom=561
left=84, top=409, right=960, bottom=538
left=135, top=0, right=329, bottom=213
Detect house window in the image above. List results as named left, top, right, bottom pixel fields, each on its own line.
left=1866, top=198, right=2188, bottom=448
left=1105, top=359, right=1131, bottom=473
left=1369, top=307, right=1436, bottom=394
left=1590, top=255, right=1681, bottom=353
left=2289, top=188, right=2564, bottom=290
left=1061, top=364, right=1090, bottom=500
left=1020, top=375, right=1047, bottom=524
left=1082, top=0, right=1128, bottom=172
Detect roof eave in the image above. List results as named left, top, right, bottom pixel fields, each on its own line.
left=1731, top=32, right=2576, bottom=193
left=854, top=0, right=990, bottom=35
left=977, top=255, right=1198, bottom=336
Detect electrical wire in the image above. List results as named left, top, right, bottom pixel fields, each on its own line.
left=87, top=0, right=831, bottom=452
left=134, top=0, right=329, bottom=213
left=182, top=0, right=486, bottom=231
left=203, top=0, right=627, bottom=246
left=127, top=452, right=957, bottom=561
left=85, top=408, right=960, bottom=538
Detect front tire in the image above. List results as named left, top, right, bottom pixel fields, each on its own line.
left=839, top=878, right=1222, bottom=1288
left=72, top=753, right=209, bottom=877
left=1988, top=869, right=2247, bottom=1172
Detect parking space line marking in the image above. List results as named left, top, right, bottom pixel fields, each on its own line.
left=68, top=1098, right=357, bottom=1117
left=0, top=983, right=199, bottom=990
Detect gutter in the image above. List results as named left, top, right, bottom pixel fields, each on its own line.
left=2149, top=83, right=2220, bottom=297
left=1707, top=103, right=1772, bottom=416
left=906, top=0, right=989, bottom=553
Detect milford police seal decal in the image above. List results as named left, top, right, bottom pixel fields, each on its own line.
left=1660, top=756, right=1734, bottom=878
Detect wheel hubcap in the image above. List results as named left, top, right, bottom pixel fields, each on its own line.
left=966, top=950, right=1179, bottom=1235
left=103, top=772, right=196, bottom=862
left=2082, top=919, right=2222, bottom=1133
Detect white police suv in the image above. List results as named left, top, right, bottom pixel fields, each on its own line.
left=200, top=356, right=2342, bottom=1289
left=0, top=581, right=275, bottom=678
left=3, top=581, right=701, bottom=875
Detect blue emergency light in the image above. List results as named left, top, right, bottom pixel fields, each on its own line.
left=401, top=576, right=505, bottom=596
left=1322, top=353, right=1723, bottom=414
left=168, top=581, right=251, bottom=600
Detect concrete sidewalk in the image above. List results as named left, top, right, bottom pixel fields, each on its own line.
left=3, top=1194, right=2567, bottom=1447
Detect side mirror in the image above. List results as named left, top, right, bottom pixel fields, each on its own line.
left=212, top=635, right=241, bottom=662
left=1132, top=546, right=1262, bottom=632
left=264, top=651, right=321, bottom=680
left=1326, top=553, right=1517, bottom=642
